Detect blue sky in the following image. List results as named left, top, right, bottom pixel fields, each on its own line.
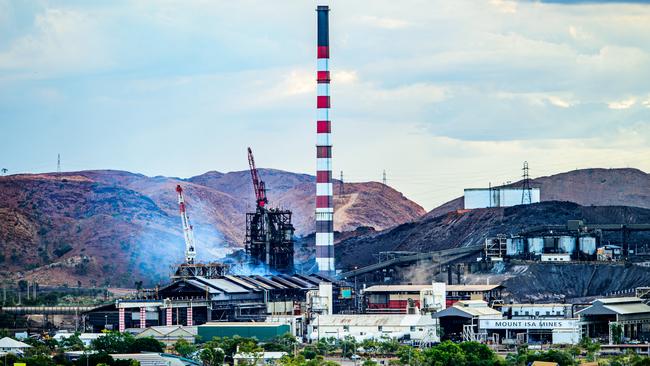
left=1, top=0, right=649, bottom=210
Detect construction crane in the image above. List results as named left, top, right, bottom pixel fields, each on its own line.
left=176, top=184, right=196, bottom=264
left=247, top=147, right=268, bottom=208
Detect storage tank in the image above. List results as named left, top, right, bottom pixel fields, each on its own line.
left=528, top=237, right=544, bottom=255
left=579, top=237, right=596, bottom=255
left=558, top=236, right=576, bottom=254
left=506, top=237, right=525, bottom=256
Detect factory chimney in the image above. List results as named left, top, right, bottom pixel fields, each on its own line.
left=315, top=5, right=334, bottom=275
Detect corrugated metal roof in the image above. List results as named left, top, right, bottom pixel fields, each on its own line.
left=598, top=297, right=642, bottom=304
left=604, top=303, right=650, bottom=315
left=223, top=275, right=260, bottom=291
left=194, top=277, right=251, bottom=294
left=186, top=280, right=222, bottom=294
left=434, top=301, right=502, bottom=318
left=235, top=276, right=275, bottom=290
left=447, top=285, right=502, bottom=291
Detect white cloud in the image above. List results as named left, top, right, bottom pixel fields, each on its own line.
left=489, top=0, right=517, bottom=14
left=359, top=15, right=411, bottom=29
left=0, top=8, right=111, bottom=75
left=608, top=97, right=636, bottom=110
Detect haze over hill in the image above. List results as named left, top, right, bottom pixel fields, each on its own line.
left=0, top=169, right=424, bottom=286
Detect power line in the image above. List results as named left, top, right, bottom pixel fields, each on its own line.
left=521, top=161, right=532, bottom=204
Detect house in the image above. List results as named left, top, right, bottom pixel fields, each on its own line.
left=0, top=337, right=31, bottom=356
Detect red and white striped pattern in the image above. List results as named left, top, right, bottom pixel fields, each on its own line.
left=315, top=5, right=334, bottom=274
left=118, top=308, right=125, bottom=332
left=139, top=307, right=146, bottom=329
left=166, top=307, right=172, bottom=326
left=186, top=307, right=193, bottom=326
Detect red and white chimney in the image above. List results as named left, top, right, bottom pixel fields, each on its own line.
left=315, top=5, right=334, bottom=275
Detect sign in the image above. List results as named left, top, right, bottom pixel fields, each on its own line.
left=479, top=319, right=578, bottom=330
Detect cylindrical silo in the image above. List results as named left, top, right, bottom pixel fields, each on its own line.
left=528, top=237, right=544, bottom=255
left=559, top=236, right=576, bottom=254
left=579, top=237, right=596, bottom=256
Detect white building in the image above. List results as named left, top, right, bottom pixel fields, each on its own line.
left=0, top=337, right=31, bottom=356
left=479, top=318, right=580, bottom=345
left=464, top=188, right=540, bottom=209
left=308, top=314, right=439, bottom=343
left=133, top=326, right=198, bottom=346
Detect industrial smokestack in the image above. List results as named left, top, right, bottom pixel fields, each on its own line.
left=315, top=5, right=334, bottom=275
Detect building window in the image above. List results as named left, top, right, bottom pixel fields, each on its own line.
left=410, top=326, right=416, bottom=332
left=378, top=326, right=383, bottom=331
left=535, top=311, right=539, bottom=316
left=343, top=326, right=349, bottom=332
left=546, top=311, right=550, bottom=316
left=514, top=311, right=519, bottom=316
left=525, top=311, right=529, bottom=316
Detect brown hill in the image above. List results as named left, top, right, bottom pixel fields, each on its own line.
left=426, top=168, right=650, bottom=219
left=0, top=169, right=424, bottom=286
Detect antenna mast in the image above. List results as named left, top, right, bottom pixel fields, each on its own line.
left=521, top=161, right=532, bottom=204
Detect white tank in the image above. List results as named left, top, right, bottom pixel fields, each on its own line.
left=528, top=237, right=544, bottom=255
left=579, top=237, right=596, bottom=255
left=558, top=236, right=576, bottom=254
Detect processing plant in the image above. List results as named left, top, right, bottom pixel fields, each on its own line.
left=244, top=147, right=295, bottom=273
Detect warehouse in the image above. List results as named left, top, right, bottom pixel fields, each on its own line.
left=307, top=314, right=439, bottom=344
left=578, top=297, right=650, bottom=343
left=433, top=300, right=502, bottom=342
left=198, top=322, right=290, bottom=342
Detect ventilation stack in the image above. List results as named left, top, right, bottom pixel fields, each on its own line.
left=315, top=5, right=334, bottom=275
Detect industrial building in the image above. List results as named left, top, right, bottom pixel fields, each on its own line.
left=85, top=273, right=354, bottom=332
left=307, top=314, right=439, bottom=344
left=578, top=297, right=650, bottom=343
left=244, top=148, right=295, bottom=273
left=362, top=283, right=503, bottom=314
left=198, top=322, right=290, bottom=342
left=478, top=318, right=580, bottom=345
left=464, top=187, right=540, bottom=209
left=433, top=300, right=502, bottom=342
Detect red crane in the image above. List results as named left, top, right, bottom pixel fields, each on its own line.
left=247, top=147, right=268, bottom=208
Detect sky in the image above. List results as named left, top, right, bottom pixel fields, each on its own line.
left=1, top=0, right=649, bottom=210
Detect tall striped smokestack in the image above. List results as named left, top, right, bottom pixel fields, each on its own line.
left=315, top=5, right=334, bottom=275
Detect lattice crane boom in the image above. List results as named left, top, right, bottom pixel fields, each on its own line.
left=247, top=147, right=268, bottom=208
left=176, top=184, right=196, bottom=264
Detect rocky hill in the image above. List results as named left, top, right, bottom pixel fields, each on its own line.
left=426, top=168, right=650, bottom=219
left=336, top=201, right=650, bottom=270
left=0, top=169, right=424, bottom=286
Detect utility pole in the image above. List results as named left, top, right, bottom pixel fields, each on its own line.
left=339, top=171, right=344, bottom=195
left=521, top=161, right=532, bottom=204
left=57, top=153, right=61, bottom=173
left=382, top=170, right=387, bottom=191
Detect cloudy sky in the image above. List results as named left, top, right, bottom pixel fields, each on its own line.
left=1, top=0, right=649, bottom=210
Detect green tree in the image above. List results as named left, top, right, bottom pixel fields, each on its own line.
left=60, top=332, right=85, bottom=351
left=173, top=338, right=197, bottom=358
left=579, top=337, right=601, bottom=362
left=396, top=345, right=425, bottom=366
left=199, top=347, right=225, bottom=366
left=91, top=332, right=135, bottom=354
left=263, top=333, right=298, bottom=354
left=423, top=340, right=467, bottom=366
left=128, top=337, right=164, bottom=353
